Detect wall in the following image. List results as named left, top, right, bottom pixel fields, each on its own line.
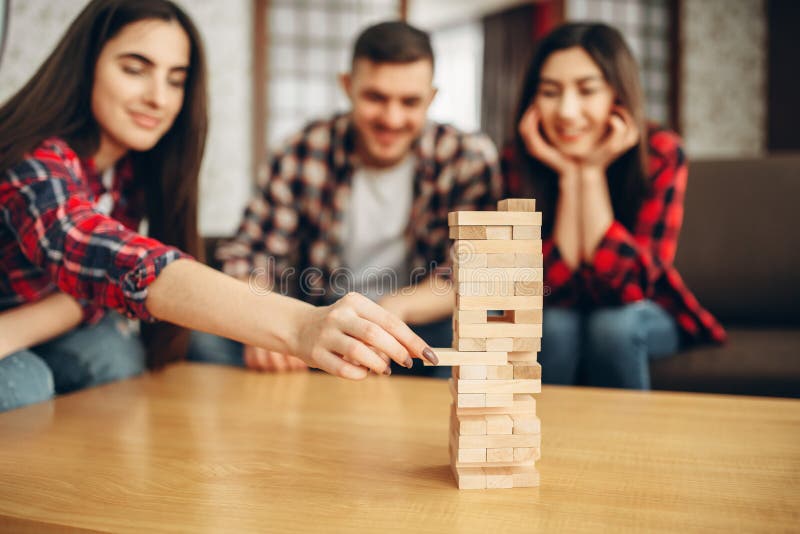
left=0, top=0, right=253, bottom=236
left=428, top=21, right=484, bottom=134
left=680, top=0, right=766, bottom=158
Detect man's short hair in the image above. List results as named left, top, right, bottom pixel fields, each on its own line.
left=352, top=21, right=434, bottom=69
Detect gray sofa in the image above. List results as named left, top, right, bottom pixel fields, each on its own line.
left=650, top=155, right=800, bottom=397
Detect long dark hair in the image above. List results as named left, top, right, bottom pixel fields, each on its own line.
left=511, top=22, right=648, bottom=235
left=0, top=0, right=208, bottom=369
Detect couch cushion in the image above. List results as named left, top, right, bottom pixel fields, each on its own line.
left=675, top=156, right=800, bottom=325
left=650, top=328, right=800, bottom=397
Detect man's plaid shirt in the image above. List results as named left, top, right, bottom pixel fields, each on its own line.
left=218, top=113, right=503, bottom=304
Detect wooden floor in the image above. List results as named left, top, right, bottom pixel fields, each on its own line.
left=0, top=363, right=797, bottom=533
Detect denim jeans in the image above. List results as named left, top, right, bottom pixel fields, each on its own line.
left=187, top=317, right=454, bottom=379
left=0, top=312, right=146, bottom=412
left=539, top=300, right=680, bottom=390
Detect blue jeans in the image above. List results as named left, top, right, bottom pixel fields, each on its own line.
left=540, top=300, right=680, bottom=390
left=187, top=317, right=454, bottom=379
left=0, top=312, right=146, bottom=412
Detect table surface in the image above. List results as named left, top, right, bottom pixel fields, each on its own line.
left=0, top=363, right=797, bottom=533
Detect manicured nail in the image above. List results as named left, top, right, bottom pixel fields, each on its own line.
left=422, top=347, right=439, bottom=365
left=383, top=366, right=392, bottom=376
left=404, top=357, right=414, bottom=368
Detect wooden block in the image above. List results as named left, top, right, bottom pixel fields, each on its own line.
left=507, top=351, right=539, bottom=363
left=425, top=349, right=508, bottom=366
left=455, top=365, right=487, bottom=379
left=449, top=211, right=541, bottom=226
left=485, top=415, right=513, bottom=434
left=453, top=337, right=487, bottom=351
left=455, top=268, right=543, bottom=282
left=514, top=281, right=544, bottom=296
left=484, top=467, right=514, bottom=489
left=485, top=393, right=514, bottom=407
left=458, top=322, right=543, bottom=338
left=450, top=226, right=513, bottom=240
left=512, top=415, right=541, bottom=435
left=527, top=255, right=544, bottom=268
left=487, top=448, right=515, bottom=463
left=457, top=448, right=487, bottom=463
left=487, top=253, right=515, bottom=267
left=459, top=281, right=515, bottom=297
left=513, top=338, right=542, bottom=351
left=486, top=364, right=514, bottom=380
left=451, top=409, right=487, bottom=435
left=455, top=310, right=487, bottom=324
left=513, top=447, right=540, bottom=462
left=457, top=379, right=542, bottom=395
left=498, top=198, right=536, bottom=211
left=458, top=295, right=543, bottom=310
left=454, top=448, right=541, bottom=468
left=511, top=465, right=540, bottom=487
left=452, top=465, right=487, bottom=489
left=486, top=226, right=513, bottom=240
left=514, top=253, right=541, bottom=267
left=513, top=225, right=541, bottom=240
left=449, top=434, right=490, bottom=465
left=458, top=433, right=541, bottom=449
left=450, top=378, right=488, bottom=408
left=449, top=226, right=486, bottom=240
left=512, top=361, right=542, bottom=379
left=485, top=338, right=513, bottom=351
left=457, top=393, right=486, bottom=408
left=450, top=433, right=489, bottom=464
left=458, top=253, right=487, bottom=268
left=454, top=239, right=542, bottom=254
left=507, top=310, right=544, bottom=323
left=457, top=394, right=536, bottom=416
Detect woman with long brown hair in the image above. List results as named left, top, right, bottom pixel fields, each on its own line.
left=0, top=0, right=436, bottom=412
left=504, top=23, right=725, bottom=389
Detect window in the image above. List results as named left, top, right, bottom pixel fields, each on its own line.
left=567, top=0, right=675, bottom=126
left=262, top=0, right=400, bottom=150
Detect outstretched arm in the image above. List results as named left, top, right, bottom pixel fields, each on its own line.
left=378, top=273, right=455, bottom=326
left=146, top=259, right=437, bottom=379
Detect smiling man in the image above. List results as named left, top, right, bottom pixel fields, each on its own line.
left=190, top=21, right=502, bottom=376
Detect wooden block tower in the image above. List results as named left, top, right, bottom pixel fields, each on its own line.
left=426, top=198, right=543, bottom=489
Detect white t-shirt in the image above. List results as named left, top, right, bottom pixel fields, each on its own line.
left=94, top=168, right=115, bottom=215
left=341, top=155, right=415, bottom=302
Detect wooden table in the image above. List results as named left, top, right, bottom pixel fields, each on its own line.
left=0, top=363, right=797, bottom=533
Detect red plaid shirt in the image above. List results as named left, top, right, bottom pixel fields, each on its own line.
left=0, top=138, right=189, bottom=323
left=505, top=128, right=726, bottom=344
left=218, top=113, right=503, bottom=304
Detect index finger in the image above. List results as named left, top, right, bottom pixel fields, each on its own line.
left=612, top=105, right=634, bottom=123
left=518, top=105, right=540, bottom=139
left=612, top=106, right=639, bottom=135
left=345, top=293, right=439, bottom=365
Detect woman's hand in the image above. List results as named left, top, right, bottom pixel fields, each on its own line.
left=290, top=292, right=437, bottom=380
left=145, top=261, right=437, bottom=381
left=518, top=106, right=579, bottom=177
left=582, top=106, right=640, bottom=173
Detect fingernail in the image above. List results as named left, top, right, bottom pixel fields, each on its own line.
left=383, top=366, right=392, bottom=376
left=404, top=357, right=414, bottom=368
left=422, top=347, right=439, bottom=365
